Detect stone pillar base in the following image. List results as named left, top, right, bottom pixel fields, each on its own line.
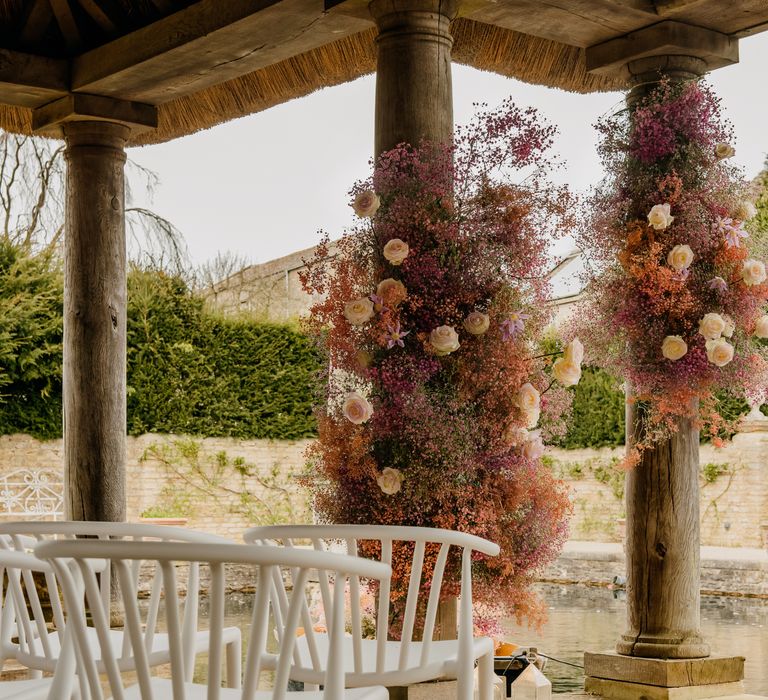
left=584, top=652, right=745, bottom=700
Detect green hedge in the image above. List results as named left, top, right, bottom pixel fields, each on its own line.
left=0, top=251, right=319, bottom=440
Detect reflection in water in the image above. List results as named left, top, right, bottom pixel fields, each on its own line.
left=501, top=585, right=768, bottom=694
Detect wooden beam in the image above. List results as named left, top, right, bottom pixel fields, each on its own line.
left=33, top=93, right=157, bottom=137
left=18, top=0, right=55, bottom=45
left=49, top=0, right=82, bottom=51
left=78, top=0, right=116, bottom=33
left=652, top=0, right=707, bottom=16
left=586, top=20, right=738, bottom=77
left=71, top=0, right=373, bottom=103
left=0, top=48, right=69, bottom=108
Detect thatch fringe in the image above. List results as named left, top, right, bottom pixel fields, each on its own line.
left=0, top=19, right=624, bottom=145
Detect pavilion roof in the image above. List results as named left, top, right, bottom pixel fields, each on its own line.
left=0, top=0, right=765, bottom=146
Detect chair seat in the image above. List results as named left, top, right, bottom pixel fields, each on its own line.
left=0, top=677, right=52, bottom=700
left=270, top=634, right=494, bottom=688
left=15, top=625, right=242, bottom=674
left=119, top=677, right=389, bottom=699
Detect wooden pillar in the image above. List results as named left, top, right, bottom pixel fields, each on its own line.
left=369, top=0, right=458, bottom=157
left=616, top=56, right=709, bottom=660
left=63, top=120, right=129, bottom=522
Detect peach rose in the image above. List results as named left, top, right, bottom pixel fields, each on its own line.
left=383, top=238, right=409, bottom=265
left=714, top=143, right=735, bottom=159
left=429, top=326, right=460, bottom=356
left=667, top=244, right=694, bottom=272
left=755, top=315, right=768, bottom=339
left=742, top=259, right=767, bottom=287
left=344, top=297, right=375, bottom=325
left=647, top=203, right=674, bottom=231
left=516, top=382, right=540, bottom=427
left=376, top=467, right=403, bottom=495
left=564, top=337, right=584, bottom=365
left=521, top=430, right=545, bottom=460
left=342, top=392, right=373, bottom=424
left=464, top=312, right=490, bottom=336
left=552, top=357, right=581, bottom=387
left=352, top=190, right=380, bottom=218
left=698, top=313, right=726, bottom=341
left=376, top=278, right=407, bottom=306
left=661, top=335, right=687, bottom=361
left=705, top=338, right=734, bottom=367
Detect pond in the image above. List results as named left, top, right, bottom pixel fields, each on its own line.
left=500, top=584, right=768, bottom=695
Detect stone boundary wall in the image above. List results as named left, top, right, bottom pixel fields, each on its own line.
left=1, top=429, right=767, bottom=546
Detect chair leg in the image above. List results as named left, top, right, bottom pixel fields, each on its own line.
left=478, top=652, right=494, bottom=700
left=226, top=638, right=242, bottom=689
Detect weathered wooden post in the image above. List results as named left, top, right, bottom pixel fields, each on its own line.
left=369, top=0, right=459, bottom=641
left=33, top=97, right=157, bottom=523
left=583, top=27, right=746, bottom=700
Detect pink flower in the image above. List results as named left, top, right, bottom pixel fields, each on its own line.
left=500, top=311, right=529, bottom=341
left=385, top=321, right=410, bottom=349
left=708, top=277, right=728, bottom=293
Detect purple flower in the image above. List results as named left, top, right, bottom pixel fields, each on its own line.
left=672, top=268, right=690, bottom=283
left=500, top=311, right=529, bottom=342
left=385, top=321, right=410, bottom=349
left=715, top=217, right=749, bottom=249
left=369, top=293, right=387, bottom=312
left=708, top=276, right=728, bottom=293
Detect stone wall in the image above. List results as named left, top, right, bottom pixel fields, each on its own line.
left=1, top=428, right=767, bottom=547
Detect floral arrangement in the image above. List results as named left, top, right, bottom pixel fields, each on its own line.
left=575, top=80, right=768, bottom=461
left=300, top=100, right=578, bottom=629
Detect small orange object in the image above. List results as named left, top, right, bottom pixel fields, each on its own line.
left=495, top=642, right=519, bottom=656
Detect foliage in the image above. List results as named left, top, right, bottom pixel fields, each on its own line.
left=560, top=366, right=625, bottom=448
left=575, top=80, right=768, bottom=464
left=301, top=100, right=577, bottom=630
left=0, top=240, right=63, bottom=439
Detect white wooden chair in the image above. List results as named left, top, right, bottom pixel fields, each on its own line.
left=0, top=521, right=241, bottom=687
left=243, top=525, right=500, bottom=700
left=35, top=539, right=391, bottom=700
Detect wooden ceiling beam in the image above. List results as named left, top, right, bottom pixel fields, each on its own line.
left=79, top=0, right=117, bottom=33
left=0, top=47, right=69, bottom=108
left=71, top=0, right=373, bottom=104
left=49, top=0, right=82, bottom=51
left=18, top=0, right=54, bottom=44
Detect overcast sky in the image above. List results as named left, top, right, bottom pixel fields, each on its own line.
left=127, top=33, right=768, bottom=272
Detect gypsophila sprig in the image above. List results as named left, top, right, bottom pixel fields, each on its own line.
left=575, top=79, right=768, bottom=463
left=300, top=100, right=576, bottom=631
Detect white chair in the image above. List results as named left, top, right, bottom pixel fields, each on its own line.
left=0, top=521, right=241, bottom=687
left=243, top=525, right=500, bottom=700
left=0, top=548, right=62, bottom=700
left=36, top=539, right=391, bottom=700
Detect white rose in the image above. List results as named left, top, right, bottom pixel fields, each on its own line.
left=342, top=392, right=373, bottom=424
left=698, top=313, right=726, bottom=340
left=564, top=337, right=584, bottom=365
left=521, top=430, right=545, bottom=461
left=524, top=407, right=541, bottom=429
left=667, top=244, right=694, bottom=272
left=464, top=312, right=490, bottom=336
left=742, top=259, right=767, bottom=287
left=733, top=200, right=757, bottom=221
left=352, top=190, right=381, bottom=218
left=376, top=467, right=403, bottom=495
left=344, top=297, right=375, bottom=325
left=705, top=338, right=734, bottom=367
left=714, top=143, right=735, bottom=159
left=647, top=203, right=674, bottom=231
left=661, top=335, right=687, bottom=361
left=429, top=326, right=460, bottom=356
left=383, top=238, right=410, bottom=265
left=516, top=382, right=540, bottom=425
left=552, top=357, right=582, bottom=387
left=722, top=315, right=735, bottom=338
left=754, top=315, right=768, bottom=339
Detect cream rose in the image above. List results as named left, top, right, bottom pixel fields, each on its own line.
left=342, top=392, right=373, bottom=424
left=722, top=315, right=735, bottom=338
left=733, top=200, right=757, bottom=221
left=429, top=325, right=460, bottom=356
left=352, top=190, right=381, bottom=218
left=705, top=338, right=734, bottom=367
left=344, top=297, right=375, bottom=325
left=376, top=467, right=403, bottom=495
left=564, top=337, right=584, bottom=365
left=464, top=311, right=490, bottom=336
left=383, top=238, right=409, bottom=265
left=515, top=382, right=540, bottom=424
left=698, top=313, right=726, bottom=340
left=754, top=315, right=768, bottom=339
left=647, top=203, right=674, bottom=231
left=667, top=244, right=694, bottom=272
left=742, top=259, right=767, bottom=287
left=714, top=143, right=735, bottom=160
left=552, top=357, right=581, bottom=387
left=521, top=430, right=545, bottom=461
left=524, top=407, right=541, bottom=429
left=376, top=278, right=407, bottom=306
left=661, top=335, right=687, bottom=361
